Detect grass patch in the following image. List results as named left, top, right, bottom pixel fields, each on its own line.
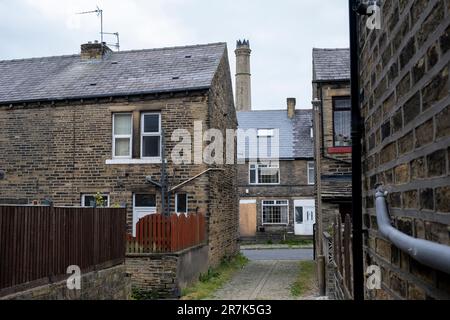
left=291, top=260, right=317, bottom=297
left=181, top=253, right=249, bottom=300
left=131, top=288, right=165, bottom=300
left=279, top=239, right=313, bottom=247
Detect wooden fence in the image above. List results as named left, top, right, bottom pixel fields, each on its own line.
left=126, top=213, right=206, bottom=254
left=0, top=206, right=126, bottom=294
left=332, top=214, right=353, bottom=298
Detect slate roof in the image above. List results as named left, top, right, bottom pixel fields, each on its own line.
left=321, top=175, right=352, bottom=199
left=312, top=48, right=350, bottom=82
left=237, top=109, right=314, bottom=160
left=0, top=43, right=227, bottom=104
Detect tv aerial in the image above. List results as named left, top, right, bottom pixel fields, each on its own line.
left=76, top=7, right=120, bottom=51
left=101, top=32, right=120, bottom=51
left=77, top=6, right=104, bottom=44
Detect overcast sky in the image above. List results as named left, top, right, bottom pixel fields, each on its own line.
left=0, top=0, right=349, bottom=110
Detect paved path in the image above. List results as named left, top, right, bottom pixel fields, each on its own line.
left=212, top=260, right=300, bottom=300
left=212, top=249, right=316, bottom=300
left=242, top=248, right=313, bottom=261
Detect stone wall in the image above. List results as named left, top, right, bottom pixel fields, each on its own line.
left=206, top=50, right=240, bottom=266
left=0, top=92, right=210, bottom=231
left=1, top=264, right=130, bottom=300
left=125, top=245, right=209, bottom=299
left=359, top=0, right=450, bottom=299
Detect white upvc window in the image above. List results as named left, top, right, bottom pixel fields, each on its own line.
left=141, top=113, right=162, bottom=159
left=175, top=193, right=188, bottom=215
left=112, top=113, right=132, bottom=158
left=249, top=161, right=280, bottom=185
left=81, top=194, right=110, bottom=208
left=257, top=129, right=274, bottom=137
left=262, top=200, right=289, bottom=225
left=307, top=161, right=315, bottom=185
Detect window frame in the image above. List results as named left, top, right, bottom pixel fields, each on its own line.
left=261, top=200, right=289, bottom=226
left=112, top=113, right=133, bottom=159
left=175, top=193, right=188, bottom=215
left=332, top=96, right=352, bottom=147
left=249, top=162, right=280, bottom=185
left=307, top=161, right=315, bottom=185
left=140, top=112, right=162, bottom=160
left=81, top=194, right=110, bottom=208
left=257, top=129, right=275, bottom=137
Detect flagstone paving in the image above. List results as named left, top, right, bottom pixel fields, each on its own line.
left=211, top=259, right=319, bottom=300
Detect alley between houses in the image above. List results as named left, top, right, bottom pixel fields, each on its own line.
left=211, top=249, right=318, bottom=300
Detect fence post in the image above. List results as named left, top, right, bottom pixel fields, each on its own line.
left=344, top=214, right=352, bottom=291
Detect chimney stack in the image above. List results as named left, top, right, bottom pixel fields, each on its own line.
left=81, top=41, right=112, bottom=60
left=287, top=98, right=296, bottom=119
left=235, top=40, right=252, bottom=112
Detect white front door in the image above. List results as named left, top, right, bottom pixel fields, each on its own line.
left=294, top=199, right=315, bottom=236
left=132, top=194, right=157, bottom=237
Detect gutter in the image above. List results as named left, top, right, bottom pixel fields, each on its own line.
left=0, top=86, right=211, bottom=107
left=376, top=187, right=450, bottom=275
left=312, top=78, right=350, bottom=84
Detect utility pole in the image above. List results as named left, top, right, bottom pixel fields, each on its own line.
left=160, top=129, right=169, bottom=216
left=349, top=0, right=365, bottom=301
left=312, top=98, right=326, bottom=296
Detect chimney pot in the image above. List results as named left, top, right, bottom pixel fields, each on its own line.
left=80, top=42, right=112, bottom=60
left=287, top=98, right=296, bottom=119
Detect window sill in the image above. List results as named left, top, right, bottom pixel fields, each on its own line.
left=328, top=147, right=352, bottom=154
left=106, top=159, right=162, bottom=165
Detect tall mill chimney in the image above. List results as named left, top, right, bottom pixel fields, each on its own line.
left=235, top=40, right=252, bottom=112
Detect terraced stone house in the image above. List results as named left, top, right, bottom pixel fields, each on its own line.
left=312, top=48, right=352, bottom=233
left=234, top=41, right=315, bottom=241
left=0, top=41, right=239, bottom=267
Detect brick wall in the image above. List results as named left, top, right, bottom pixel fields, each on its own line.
left=359, top=0, right=450, bottom=299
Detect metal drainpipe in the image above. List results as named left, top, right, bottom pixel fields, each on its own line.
left=376, top=188, right=450, bottom=275
left=349, top=0, right=365, bottom=301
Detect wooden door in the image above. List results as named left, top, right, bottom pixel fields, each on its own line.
left=239, top=200, right=257, bottom=237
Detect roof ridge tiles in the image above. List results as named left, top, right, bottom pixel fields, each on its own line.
left=0, top=42, right=227, bottom=63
